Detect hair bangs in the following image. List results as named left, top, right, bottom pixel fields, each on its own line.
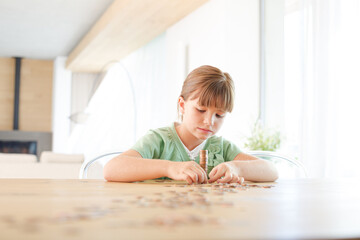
left=192, top=80, right=234, bottom=112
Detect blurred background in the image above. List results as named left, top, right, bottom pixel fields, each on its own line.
left=0, top=0, right=359, bottom=178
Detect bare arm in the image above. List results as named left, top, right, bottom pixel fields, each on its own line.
left=103, top=149, right=207, bottom=184
left=103, top=150, right=168, bottom=182
left=231, top=152, right=279, bottom=182
left=208, top=152, right=279, bottom=183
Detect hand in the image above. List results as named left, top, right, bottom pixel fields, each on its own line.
left=208, top=162, right=244, bottom=184
left=166, top=161, right=208, bottom=184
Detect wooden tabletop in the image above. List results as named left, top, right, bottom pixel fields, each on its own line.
left=0, top=178, right=360, bottom=240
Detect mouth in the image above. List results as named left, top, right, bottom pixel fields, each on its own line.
left=198, top=127, right=213, bottom=133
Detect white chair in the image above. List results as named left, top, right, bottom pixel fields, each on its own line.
left=79, top=150, right=307, bottom=180
left=79, top=152, right=122, bottom=179
left=247, top=150, right=308, bottom=179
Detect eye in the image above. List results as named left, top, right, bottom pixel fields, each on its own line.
left=197, top=108, right=206, bottom=113
left=216, top=114, right=225, bottom=118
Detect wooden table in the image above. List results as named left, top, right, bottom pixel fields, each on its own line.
left=0, top=178, right=359, bottom=240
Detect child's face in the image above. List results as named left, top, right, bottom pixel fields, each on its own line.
left=179, top=97, right=227, bottom=140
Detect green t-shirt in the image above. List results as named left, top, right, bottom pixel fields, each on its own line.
left=132, top=123, right=241, bottom=174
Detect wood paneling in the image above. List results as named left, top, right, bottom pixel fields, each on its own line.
left=0, top=58, right=15, bottom=130
left=19, top=59, right=53, bottom=132
left=66, top=0, right=208, bottom=72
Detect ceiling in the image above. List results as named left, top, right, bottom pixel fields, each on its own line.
left=0, top=0, right=114, bottom=60
left=0, top=0, right=208, bottom=72
left=65, top=0, right=208, bottom=72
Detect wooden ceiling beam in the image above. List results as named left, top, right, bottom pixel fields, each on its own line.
left=66, top=0, right=208, bottom=72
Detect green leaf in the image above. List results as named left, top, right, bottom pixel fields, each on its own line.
left=244, top=120, right=282, bottom=151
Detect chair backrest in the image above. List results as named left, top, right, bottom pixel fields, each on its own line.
left=80, top=150, right=307, bottom=180
left=247, top=150, right=308, bottom=179
left=79, top=152, right=122, bottom=179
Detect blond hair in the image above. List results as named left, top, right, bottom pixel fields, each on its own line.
left=179, top=65, right=235, bottom=116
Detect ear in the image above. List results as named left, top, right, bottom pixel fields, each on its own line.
left=178, top=96, right=185, bottom=114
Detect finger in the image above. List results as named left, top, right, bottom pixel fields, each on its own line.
left=196, top=170, right=207, bottom=184
left=199, top=170, right=207, bottom=184
left=209, top=166, right=227, bottom=183
left=191, top=164, right=207, bottom=184
left=184, top=169, right=198, bottom=184
left=194, top=168, right=205, bottom=184
left=198, top=167, right=208, bottom=183
left=203, top=170, right=208, bottom=183
left=191, top=167, right=203, bottom=184
left=208, top=171, right=217, bottom=183
left=238, top=177, right=245, bottom=185
left=185, top=175, right=193, bottom=185
left=230, top=175, right=240, bottom=184
left=208, top=166, right=221, bottom=183
left=208, top=167, right=218, bottom=179
left=217, top=171, right=233, bottom=183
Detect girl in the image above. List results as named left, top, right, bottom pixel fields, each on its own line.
left=104, top=65, right=278, bottom=184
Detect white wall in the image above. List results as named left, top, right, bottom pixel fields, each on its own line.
left=165, top=0, right=260, bottom=145
left=52, top=57, right=72, bottom=153
left=121, top=34, right=168, bottom=139
left=264, top=0, right=285, bottom=130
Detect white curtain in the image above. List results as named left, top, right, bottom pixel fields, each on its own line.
left=284, top=0, right=360, bottom=177
left=66, top=63, right=136, bottom=160
left=66, top=34, right=167, bottom=161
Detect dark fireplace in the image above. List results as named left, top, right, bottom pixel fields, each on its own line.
left=0, top=58, right=52, bottom=161
left=0, top=140, right=37, bottom=155
left=0, top=131, right=52, bottom=161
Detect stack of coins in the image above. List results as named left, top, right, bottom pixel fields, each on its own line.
left=199, top=150, right=208, bottom=175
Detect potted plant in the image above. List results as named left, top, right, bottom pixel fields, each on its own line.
left=244, top=120, right=281, bottom=151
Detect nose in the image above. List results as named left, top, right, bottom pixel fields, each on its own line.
left=204, top=113, right=215, bottom=126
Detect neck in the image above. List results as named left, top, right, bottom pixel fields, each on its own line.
left=175, top=123, right=203, bottom=151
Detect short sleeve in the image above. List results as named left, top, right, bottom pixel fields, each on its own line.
left=223, top=139, right=242, bottom=161
left=131, top=130, right=163, bottom=159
